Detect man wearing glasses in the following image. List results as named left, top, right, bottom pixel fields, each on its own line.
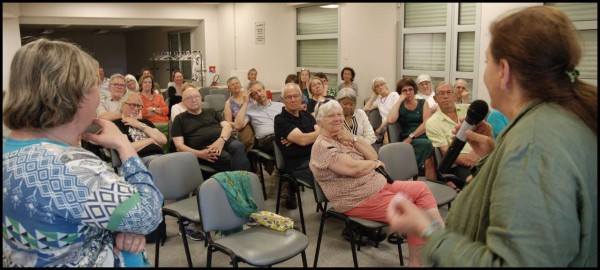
left=171, top=86, right=251, bottom=173
left=274, top=83, right=320, bottom=210
left=112, top=93, right=167, bottom=167
left=97, top=73, right=133, bottom=121
left=425, top=82, right=478, bottom=190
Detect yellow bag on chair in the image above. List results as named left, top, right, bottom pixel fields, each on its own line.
left=249, top=211, right=294, bottom=232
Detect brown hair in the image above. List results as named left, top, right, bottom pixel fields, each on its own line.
left=3, top=38, right=98, bottom=129
left=138, top=74, right=155, bottom=93
left=490, top=6, right=597, bottom=134
left=396, top=77, right=418, bottom=94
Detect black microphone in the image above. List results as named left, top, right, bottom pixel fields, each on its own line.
left=437, top=100, right=489, bottom=173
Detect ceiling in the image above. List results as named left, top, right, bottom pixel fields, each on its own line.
left=20, top=24, right=154, bottom=35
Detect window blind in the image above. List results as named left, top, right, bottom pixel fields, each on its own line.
left=403, top=33, right=446, bottom=71
left=459, top=3, right=476, bottom=25
left=546, top=3, right=597, bottom=22
left=457, top=32, right=475, bottom=72
left=297, top=6, right=338, bottom=35
left=297, top=39, right=338, bottom=69
left=404, top=3, right=447, bottom=28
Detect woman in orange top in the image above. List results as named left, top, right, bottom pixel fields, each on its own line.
left=139, top=74, right=169, bottom=123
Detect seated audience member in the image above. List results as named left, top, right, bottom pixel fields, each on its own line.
left=171, top=82, right=196, bottom=120
left=279, top=74, right=309, bottom=108
left=298, top=68, right=311, bottom=100
left=248, top=68, right=258, bottom=82
left=363, top=77, right=401, bottom=144
left=336, top=88, right=377, bottom=145
left=415, top=74, right=438, bottom=112
left=453, top=79, right=470, bottom=104
left=140, top=67, right=161, bottom=91
left=125, top=74, right=140, bottom=93
left=337, top=66, right=359, bottom=93
left=306, top=76, right=329, bottom=114
left=387, top=77, right=436, bottom=180
left=139, top=73, right=169, bottom=138
left=224, top=76, right=255, bottom=152
left=274, top=83, right=320, bottom=210
left=171, top=87, right=251, bottom=172
left=114, top=93, right=167, bottom=167
left=167, top=69, right=185, bottom=119
left=426, top=82, right=479, bottom=189
left=487, top=108, right=509, bottom=140
left=234, top=80, right=284, bottom=157
left=314, top=72, right=337, bottom=98
left=97, top=73, right=130, bottom=121
left=309, top=100, right=444, bottom=267
left=98, top=66, right=111, bottom=100
left=3, top=38, right=163, bottom=267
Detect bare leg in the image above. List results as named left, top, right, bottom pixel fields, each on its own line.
left=424, top=156, right=436, bottom=180
left=408, top=244, right=424, bottom=267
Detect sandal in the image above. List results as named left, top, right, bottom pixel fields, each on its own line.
left=387, top=233, right=404, bottom=244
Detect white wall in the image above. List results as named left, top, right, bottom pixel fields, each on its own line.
left=2, top=3, right=21, bottom=92
left=476, top=3, right=540, bottom=104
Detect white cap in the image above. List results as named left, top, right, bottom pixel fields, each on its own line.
left=416, top=74, right=431, bottom=85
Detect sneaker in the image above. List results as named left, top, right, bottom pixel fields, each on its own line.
left=178, top=223, right=205, bottom=241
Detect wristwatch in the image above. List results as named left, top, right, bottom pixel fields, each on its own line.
left=408, top=133, right=415, bottom=139
left=352, top=136, right=358, bottom=143
left=220, top=136, right=228, bottom=142
left=151, top=107, right=156, bottom=113
left=140, top=123, right=148, bottom=129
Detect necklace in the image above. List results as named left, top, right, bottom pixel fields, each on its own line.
left=42, top=128, right=77, bottom=147
left=380, top=93, right=389, bottom=104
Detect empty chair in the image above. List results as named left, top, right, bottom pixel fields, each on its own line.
left=209, top=87, right=230, bottom=98
left=147, top=152, right=205, bottom=267
left=200, top=86, right=218, bottom=99
left=204, top=94, right=227, bottom=113
left=312, top=179, right=404, bottom=267
left=198, top=172, right=309, bottom=267
left=378, top=142, right=456, bottom=208
left=247, top=146, right=273, bottom=200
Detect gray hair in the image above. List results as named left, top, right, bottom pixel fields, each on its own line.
left=125, top=74, right=139, bottom=91
left=3, top=38, right=98, bottom=129
left=314, top=99, right=343, bottom=121
left=336, top=87, right=357, bottom=103
left=282, top=82, right=301, bottom=98
left=434, top=81, right=453, bottom=94
left=109, top=73, right=126, bottom=84
left=371, top=76, right=387, bottom=92
left=247, top=80, right=265, bottom=91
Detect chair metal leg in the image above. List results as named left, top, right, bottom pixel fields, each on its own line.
left=312, top=213, right=327, bottom=268
left=178, top=219, right=194, bottom=267
left=301, top=251, right=308, bottom=267
left=296, top=186, right=306, bottom=234
left=396, top=235, right=404, bottom=266
left=207, top=245, right=213, bottom=268
left=155, top=232, right=160, bottom=267
left=348, top=224, right=359, bottom=268
left=275, top=175, right=283, bottom=214
left=258, top=161, right=267, bottom=200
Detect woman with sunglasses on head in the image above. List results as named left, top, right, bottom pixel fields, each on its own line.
left=387, top=77, right=436, bottom=180
left=306, top=76, right=330, bottom=114
left=113, top=93, right=167, bottom=167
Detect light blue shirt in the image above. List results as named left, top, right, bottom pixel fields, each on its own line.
left=245, top=101, right=285, bottom=139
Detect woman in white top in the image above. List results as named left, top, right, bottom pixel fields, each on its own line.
left=363, top=77, right=400, bottom=144
left=336, top=88, right=377, bottom=145
left=415, top=74, right=438, bottom=112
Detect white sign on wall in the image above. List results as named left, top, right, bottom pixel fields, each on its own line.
left=255, top=22, right=265, bottom=45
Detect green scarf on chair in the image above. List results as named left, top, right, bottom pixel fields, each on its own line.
left=212, top=171, right=257, bottom=236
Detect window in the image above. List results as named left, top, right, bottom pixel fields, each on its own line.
left=399, top=3, right=479, bottom=100
left=545, top=3, right=597, bottom=84
left=168, top=31, right=192, bottom=81
left=296, top=4, right=339, bottom=88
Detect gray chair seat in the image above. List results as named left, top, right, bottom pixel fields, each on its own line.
left=422, top=180, right=457, bottom=207
left=212, top=226, right=309, bottom=266
left=163, top=197, right=200, bottom=223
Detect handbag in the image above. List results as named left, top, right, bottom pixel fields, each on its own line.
left=249, top=211, right=294, bottom=232
left=375, top=166, right=395, bottom=184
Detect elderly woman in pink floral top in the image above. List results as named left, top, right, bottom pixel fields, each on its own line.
left=309, top=99, right=445, bottom=267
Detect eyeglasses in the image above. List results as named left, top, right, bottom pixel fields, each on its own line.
left=125, top=102, right=143, bottom=109
left=314, top=99, right=332, bottom=116
left=311, top=82, right=323, bottom=87
left=401, top=88, right=414, bottom=93
left=184, top=95, right=201, bottom=101
left=283, top=94, right=302, bottom=100
left=112, top=83, right=126, bottom=88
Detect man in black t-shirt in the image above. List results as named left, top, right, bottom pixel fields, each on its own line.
left=171, top=87, right=251, bottom=173
left=274, top=83, right=320, bottom=209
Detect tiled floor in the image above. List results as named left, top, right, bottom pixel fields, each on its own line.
left=144, top=170, right=450, bottom=267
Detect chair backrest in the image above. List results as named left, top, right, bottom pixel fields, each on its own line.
left=200, top=87, right=218, bottom=99
left=272, top=141, right=285, bottom=171
left=378, top=142, right=419, bottom=180
left=311, top=177, right=329, bottom=204
left=204, top=94, right=227, bottom=112
left=198, top=172, right=264, bottom=232
left=148, top=152, right=204, bottom=200
left=367, top=108, right=382, bottom=131
left=209, top=88, right=230, bottom=98
left=387, top=121, right=402, bottom=143
left=201, top=101, right=211, bottom=110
